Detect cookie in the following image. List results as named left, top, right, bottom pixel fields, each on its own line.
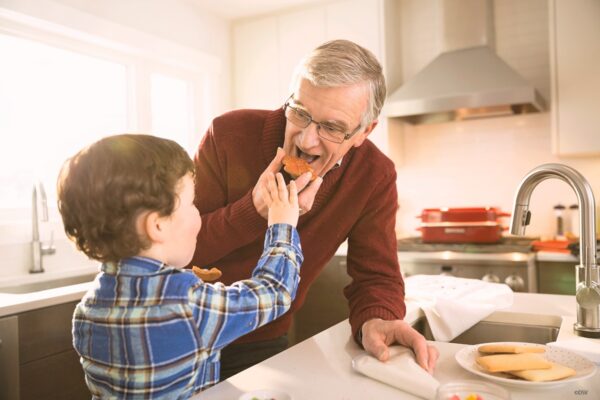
left=508, top=362, right=576, bottom=382
left=476, top=353, right=552, bottom=373
left=192, top=266, right=222, bottom=282
left=282, top=155, right=317, bottom=181
left=478, top=344, right=545, bottom=354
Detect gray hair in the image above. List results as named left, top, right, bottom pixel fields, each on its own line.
left=290, top=39, right=386, bottom=127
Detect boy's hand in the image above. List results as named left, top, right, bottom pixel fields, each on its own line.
left=252, top=148, right=286, bottom=219
left=262, top=172, right=299, bottom=227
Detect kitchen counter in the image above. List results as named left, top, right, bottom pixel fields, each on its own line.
left=0, top=265, right=98, bottom=317
left=198, top=293, right=599, bottom=400
left=2, top=274, right=597, bottom=399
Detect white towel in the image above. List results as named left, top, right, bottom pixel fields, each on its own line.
left=352, top=346, right=439, bottom=400
left=405, top=275, right=514, bottom=342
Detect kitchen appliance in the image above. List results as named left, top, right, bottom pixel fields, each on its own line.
left=398, top=237, right=536, bottom=292
left=417, top=207, right=510, bottom=244
left=384, top=0, right=545, bottom=124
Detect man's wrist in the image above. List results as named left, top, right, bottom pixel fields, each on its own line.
left=357, top=318, right=383, bottom=345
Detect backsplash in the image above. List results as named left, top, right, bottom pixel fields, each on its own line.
left=394, top=112, right=600, bottom=238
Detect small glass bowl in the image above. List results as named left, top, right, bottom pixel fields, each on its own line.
left=436, top=380, right=511, bottom=400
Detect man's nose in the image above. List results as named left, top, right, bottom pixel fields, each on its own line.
left=299, top=121, right=321, bottom=148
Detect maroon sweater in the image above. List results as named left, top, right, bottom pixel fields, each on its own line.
left=191, top=108, right=405, bottom=343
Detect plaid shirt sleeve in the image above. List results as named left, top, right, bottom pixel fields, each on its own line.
left=189, top=223, right=303, bottom=350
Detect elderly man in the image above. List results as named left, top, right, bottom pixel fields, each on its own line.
left=191, top=39, right=438, bottom=380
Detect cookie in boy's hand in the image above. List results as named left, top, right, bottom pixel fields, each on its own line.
left=192, top=266, right=222, bottom=282
left=282, top=155, right=317, bottom=181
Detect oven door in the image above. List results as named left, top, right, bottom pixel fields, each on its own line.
left=398, top=251, right=537, bottom=292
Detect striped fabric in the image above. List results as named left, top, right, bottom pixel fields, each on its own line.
left=72, top=224, right=302, bottom=399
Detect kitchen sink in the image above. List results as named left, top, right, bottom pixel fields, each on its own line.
left=412, top=311, right=561, bottom=344
left=0, top=273, right=97, bottom=294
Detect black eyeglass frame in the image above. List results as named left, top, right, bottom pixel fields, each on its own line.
left=282, top=95, right=363, bottom=144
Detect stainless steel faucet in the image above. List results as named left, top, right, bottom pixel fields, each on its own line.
left=510, top=163, right=600, bottom=338
left=31, top=182, right=55, bottom=273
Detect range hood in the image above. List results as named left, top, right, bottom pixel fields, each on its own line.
left=385, top=0, right=546, bottom=124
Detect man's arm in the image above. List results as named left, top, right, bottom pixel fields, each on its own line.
left=344, top=168, right=438, bottom=373
left=191, top=124, right=269, bottom=266
left=344, top=167, right=405, bottom=336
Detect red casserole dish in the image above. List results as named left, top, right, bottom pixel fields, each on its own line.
left=417, top=207, right=510, bottom=243
left=418, top=207, right=510, bottom=223
left=418, top=222, right=505, bottom=243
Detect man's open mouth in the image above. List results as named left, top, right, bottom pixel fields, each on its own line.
left=296, top=147, right=319, bottom=164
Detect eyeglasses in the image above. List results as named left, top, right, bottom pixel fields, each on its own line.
left=283, top=95, right=363, bottom=144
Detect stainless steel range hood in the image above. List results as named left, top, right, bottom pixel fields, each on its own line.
left=385, top=0, right=546, bottom=124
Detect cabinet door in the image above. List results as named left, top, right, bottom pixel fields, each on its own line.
left=0, top=316, right=19, bottom=400
left=550, top=0, right=600, bottom=155
left=325, top=0, right=382, bottom=60
left=278, top=8, right=326, bottom=99
left=20, top=349, right=89, bottom=400
left=18, top=301, right=90, bottom=400
left=290, top=255, right=352, bottom=345
left=233, top=16, right=280, bottom=110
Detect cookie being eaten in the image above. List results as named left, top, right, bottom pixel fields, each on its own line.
left=282, top=155, right=317, bottom=181
left=192, top=266, right=222, bottom=282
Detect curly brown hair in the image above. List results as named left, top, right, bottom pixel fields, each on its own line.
left=57, top=134, right=195, bottom=263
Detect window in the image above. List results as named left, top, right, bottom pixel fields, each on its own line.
left=0, top=29, right=206, bottom=215
left=0, top=33, right=128, bottom=209
left=151, top=73, right=193, bottom=152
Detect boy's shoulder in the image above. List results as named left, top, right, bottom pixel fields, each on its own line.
left=87, top=268, right=201, bottom=304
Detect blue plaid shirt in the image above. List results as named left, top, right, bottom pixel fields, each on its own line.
left=72, top=224, right=302, bottom=399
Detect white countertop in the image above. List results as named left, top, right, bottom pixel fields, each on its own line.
left=2, top=271, right=598, bottom=399
left=199, top=293, right=599, bottom=400
left=536, top=251, right=579, bottom=263
left=0, top=265, right=98, bottom=317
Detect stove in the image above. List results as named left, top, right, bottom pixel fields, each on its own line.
left=397, top=237, right=538, bottom=292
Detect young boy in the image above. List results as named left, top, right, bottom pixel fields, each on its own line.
left=57, top=134, right=302, bottom=399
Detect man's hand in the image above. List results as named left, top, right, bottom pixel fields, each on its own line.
left=252, top=148, right=323, bottom=219
left=361, top=318, right=439, bottom=374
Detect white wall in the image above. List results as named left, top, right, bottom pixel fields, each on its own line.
left=395, top=113, right=600, bottom=237
left=394, top=0, right=600, bottom=238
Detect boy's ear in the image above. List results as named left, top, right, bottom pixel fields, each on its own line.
left=139, top=211, right=167, bottom=243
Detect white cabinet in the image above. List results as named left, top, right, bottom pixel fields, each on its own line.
left=278, top=7, right=327, bottom=101
left=550, top=0, right=600, bottom=156
left=233, top=16, right=280, bottom=109
left=232, top=0, right=390, bottom=152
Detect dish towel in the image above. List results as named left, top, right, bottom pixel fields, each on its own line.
left=352, top=346, right=439, bottom=400
left=405, top=275, right=514, bottom=342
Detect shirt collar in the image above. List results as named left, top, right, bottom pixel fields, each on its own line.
left=102, top=256, right=170, bottom=276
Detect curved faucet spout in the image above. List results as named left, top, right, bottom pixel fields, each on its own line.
left=510, top=163, right=599, bottom=338
left=510, top=163, right=597, bottom=272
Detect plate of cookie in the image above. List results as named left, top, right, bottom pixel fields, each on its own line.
left=455, top=342, right=597, bottom=388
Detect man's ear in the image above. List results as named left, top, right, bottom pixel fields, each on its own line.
left=352, top=119, right=378, bottom=147
left=140, top=211, right=167, bottom=244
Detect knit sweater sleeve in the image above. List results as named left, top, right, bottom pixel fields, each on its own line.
left=190, top=120, right=268, bottom=266
left=344, top=166, right=406, bottom=343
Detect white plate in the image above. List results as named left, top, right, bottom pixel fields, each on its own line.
left=238, top=388, right=292, bottom=400
left=455, top=342, right=597, bottom=389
